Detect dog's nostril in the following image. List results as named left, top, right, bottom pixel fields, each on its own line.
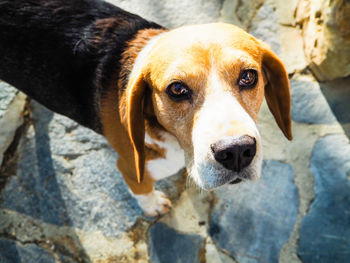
left=225, top=152, right=233, bottom=160
left=243, top=149, right=251, bottom=158
left=211, top=135, right=256, bottom=172
left=217, top=151, right=232, bottom=161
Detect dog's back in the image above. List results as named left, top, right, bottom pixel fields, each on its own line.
left=0, top=0, right=161, bottom=131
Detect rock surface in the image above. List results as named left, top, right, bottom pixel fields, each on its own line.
left=0, top=82, right=26, bottom=165
left=249, top=1, right=281, bottom=55
left=210, top=160, right=298, bottom=263
left=297, top=134, right=350, bottom=262
left=0, top=238, right=56, bottom=263
left=296, top=0, right=350, bottom=81
left=0, top=82, right=18, bottom=119
left=149, top=222, right=205, bottom=263
left=1, top=102, right=143, bottom=238
left=220, top=0, right=265, bottom=30
left=106, top=0, right=223, bottom=28
left=290, top=75, right=337, bottom=124
left=249, top=0, right=307, bottom=74
left=320, top=76, right=350, bottom=137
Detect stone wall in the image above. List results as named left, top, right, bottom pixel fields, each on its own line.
left=1, top=0, right=350, bottom=262
left=296, top=0, right=350, bottom=81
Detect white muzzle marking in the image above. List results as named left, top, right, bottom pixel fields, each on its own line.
left=189, top=71, right=262, bottom=189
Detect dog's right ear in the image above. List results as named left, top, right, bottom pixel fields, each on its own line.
left=121, top=30, right=165, bottom=184
left=124, top=73, right=147, bottom=184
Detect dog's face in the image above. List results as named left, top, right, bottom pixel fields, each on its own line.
left=125, top=23, right=292, bottom=189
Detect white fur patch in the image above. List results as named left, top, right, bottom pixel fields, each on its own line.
left=134, top=190, right=171, bottom=217
left=145, top=132, right=185, bottom=181
left=189, top=70, right=263, bottom=189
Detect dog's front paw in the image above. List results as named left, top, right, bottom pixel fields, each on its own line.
left=134, top=190, right=172, bottom=217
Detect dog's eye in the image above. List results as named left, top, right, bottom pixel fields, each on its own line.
left=238, top=69, right=258, bottom=89
left=166, top=82, right=192, bottom=102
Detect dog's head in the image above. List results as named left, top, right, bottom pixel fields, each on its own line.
left=124, top=23, right=292, bottom=189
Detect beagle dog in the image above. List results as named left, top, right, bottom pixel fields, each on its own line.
left=0, top=0, right=292, bottom=216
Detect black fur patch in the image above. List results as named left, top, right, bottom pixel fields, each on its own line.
left=0, top=0, right=163, bottom=133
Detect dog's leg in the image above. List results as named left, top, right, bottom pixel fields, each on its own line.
left=101, top=88, right=174, bottom=216
left=117, top=158, right=171, bottom=216
left=125, top=131, right=185, bottom=216
left=133, top=190, right=172, bottom=217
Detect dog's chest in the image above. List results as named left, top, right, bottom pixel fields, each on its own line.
left=145, top=132, right=185, bottom=180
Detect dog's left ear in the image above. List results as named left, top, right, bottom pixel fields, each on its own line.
left=262, top=47, right=293, bottom=140
left=125, top=73, right=147, bottom=183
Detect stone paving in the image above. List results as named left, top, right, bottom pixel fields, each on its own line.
left=1, top=0, right=350, bottom=262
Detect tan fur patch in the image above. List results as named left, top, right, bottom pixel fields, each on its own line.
left=100, top=28, right=165, bottom=195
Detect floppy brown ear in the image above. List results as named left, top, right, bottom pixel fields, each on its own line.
left=125, top=74, right=147, bottom=183
left=262, top=47, right=293, bottom=140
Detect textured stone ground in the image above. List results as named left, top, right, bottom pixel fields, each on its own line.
left=1, top=0, right=350, bottom=262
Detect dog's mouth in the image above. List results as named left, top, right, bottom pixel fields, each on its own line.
left=191, top=156, right=261, bottom=190
left=229, top=178, right=242, bottom=184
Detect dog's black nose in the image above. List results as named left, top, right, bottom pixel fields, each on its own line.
left=211, top=135, right=256, bottom=172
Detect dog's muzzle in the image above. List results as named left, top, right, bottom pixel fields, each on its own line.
left=210, top=135, right=256, bottom=182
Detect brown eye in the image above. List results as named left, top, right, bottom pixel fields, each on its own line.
left=166, top=82, right=192, bottom=102
left=238, top=69, right=258, bottom=89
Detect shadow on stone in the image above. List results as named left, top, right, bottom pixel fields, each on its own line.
left=297, top=134, right=350, bottom=263
left=290, top=78, right=337, bottom=125
left=33, top=109, right=71, bottom=225
left=0, top=239, right=56, bottom=263
left=0, top=100, right=153, bottom=261
left=0, top=105, right=91, bottom=262
left=149, top=222, right=205, bottom=263
left=320, top=76, right=350, bottom=139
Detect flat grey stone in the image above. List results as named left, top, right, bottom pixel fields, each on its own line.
left=0, top=102, right=143, bottom=238
left=249, top=2, right=281, bottom=55
left=106, top=0, right=223, bottom=28
left=154, top=168, right=185, bottom=200
left=290, top=78, right=337, bottom=124
left=249, top=2, right=307, bottom=74
left=275, top=0, right=298, bottom=26
left=320, top=76, right=350, bottom=124
left=0, top=81, right=18, bottom=119
left=0, top=91, right=25, bottom=166
left=209, top=160, right=298, bottom=263
left=149, top=222, right=204, bottom=263
left=297, top=134, right=350, bottom=262
left=0, top=238, right=55, bottom=263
